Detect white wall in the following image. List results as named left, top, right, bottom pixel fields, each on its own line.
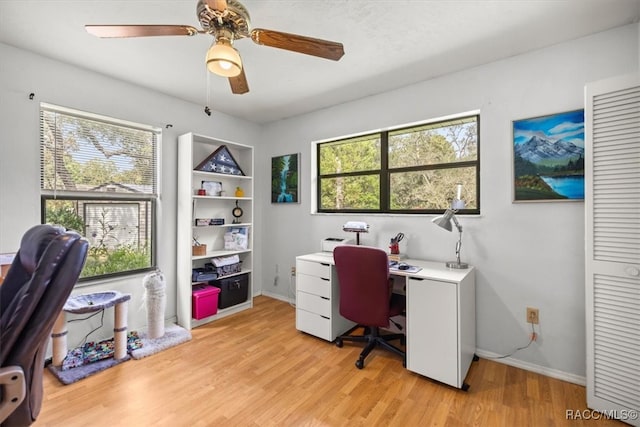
left=1, top=23, right=638, bottom=382
left=257, top=24, right=639, bottom=381
left=0, top=42, right=262, bottom=344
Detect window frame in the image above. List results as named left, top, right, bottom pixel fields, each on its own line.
left=39, top=103, right=160, bottom=282
left=316, top=114, right=480, bottom=215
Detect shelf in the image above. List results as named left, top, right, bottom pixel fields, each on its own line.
left=192, top=249, right=252, bottom=261
left=191, top=268, right=252, bottom=285
left=193, top=223, right=252, bottom=229
left=190, top=300, right=252, bottom=328
left=193, top=170, right=252, bottom=180
left=193, top=195, right=252, bottom=201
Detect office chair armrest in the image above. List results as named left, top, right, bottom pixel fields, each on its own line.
left=0, top=366, right=26, bottom=423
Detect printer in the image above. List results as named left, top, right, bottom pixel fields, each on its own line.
left=321, top=237, right=354, bottom=252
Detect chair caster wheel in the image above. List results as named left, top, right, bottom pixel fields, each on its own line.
left=335, top=338, right=343, bottom=348
left=355, top=359, right=364, bottom=369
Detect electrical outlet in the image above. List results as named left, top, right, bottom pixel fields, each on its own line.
left=290, top=266, right=296, bottom=276
left=274, top=264, right=279, bottom=286
left=526, top=307, right=539, bottom=324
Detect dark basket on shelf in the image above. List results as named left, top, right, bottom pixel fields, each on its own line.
left=205, top=262, right=242, bottom=278
left=192, top=267, right=217, bottom=282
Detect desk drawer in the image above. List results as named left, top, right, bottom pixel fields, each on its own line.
left=297, top=259, right=331, bottom=279
left=297, top=273, right=331, bottom=298
left=297, top=290, right=331, bottom=317
left=296, top=308, right=332, bottom=341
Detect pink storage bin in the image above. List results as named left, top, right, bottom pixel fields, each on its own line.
left=192, top=284, right=221, bottom=320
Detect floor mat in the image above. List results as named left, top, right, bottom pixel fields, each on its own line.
left=61, top=332, right=142, bottom=370
left=48, top=355, right=130, bottom=385
left=130, top=324, right=192, bottom=360
left=48, top=332, right=140, bottom=385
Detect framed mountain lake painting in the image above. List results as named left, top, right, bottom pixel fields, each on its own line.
left=271, top=153, right=300, bottom=203
left=512, top=109, right=585, bottom=202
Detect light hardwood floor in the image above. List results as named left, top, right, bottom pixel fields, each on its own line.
left=34, top=296, right=623, bottom=426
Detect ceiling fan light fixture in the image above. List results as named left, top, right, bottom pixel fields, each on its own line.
left=88, top=0, right=344, bottom=96
left=206, top=38, right=242, bottom=77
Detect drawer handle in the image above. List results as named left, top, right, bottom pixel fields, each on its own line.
left=321, top=296, right=330, bottom=300
left=320, top=263, right=330, bottom=266
left=321, top=277, right=330, bottom=281
left=411, top=277, right=425, bottom=281
left=320, top=315, right=330, bottom=319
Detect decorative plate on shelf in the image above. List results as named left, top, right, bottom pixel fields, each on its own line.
left=195, top=145, right=245, bottom=176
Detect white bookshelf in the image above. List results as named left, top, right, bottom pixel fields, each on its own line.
left=177, top=133, right=254, bottom=329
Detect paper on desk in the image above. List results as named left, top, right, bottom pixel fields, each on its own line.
left=389, top=263, right=422, bottom=274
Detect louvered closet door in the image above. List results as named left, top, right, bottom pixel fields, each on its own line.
left=585, top=73, right=640, bottom=426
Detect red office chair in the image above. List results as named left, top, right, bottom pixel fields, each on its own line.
left=333, top=245, right=405, bottom=369
left=0, top=225, right=88, bottom=426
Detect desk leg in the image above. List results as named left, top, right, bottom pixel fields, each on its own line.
left=51, top=311, right=68, bottom=367
left=113, top=301, right=128, bottom=360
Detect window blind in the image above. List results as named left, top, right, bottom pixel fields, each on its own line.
left=40, top=104, right=159, bottom=197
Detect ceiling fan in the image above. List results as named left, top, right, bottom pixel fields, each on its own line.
left=85, top=0, right=345, bottom=95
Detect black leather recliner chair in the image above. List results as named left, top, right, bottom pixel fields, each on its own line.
left=0, top=225, right=88, bottom=426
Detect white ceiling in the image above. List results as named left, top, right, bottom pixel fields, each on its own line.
left=1, top=1, right=639, bottom=124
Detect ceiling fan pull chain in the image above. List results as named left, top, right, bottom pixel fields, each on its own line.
left=205, top=69, right=212, bottom=116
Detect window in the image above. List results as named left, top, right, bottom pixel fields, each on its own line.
left=317, top=114, right=479, bottom=214
left=40, top=103, right=159, bottom=280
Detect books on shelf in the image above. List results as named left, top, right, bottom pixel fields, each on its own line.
left=388, top=253, right=406, bottom=262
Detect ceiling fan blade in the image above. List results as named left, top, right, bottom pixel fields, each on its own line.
left=205, top=0, right=228, bottom=12
left=229, top=68, right=249, bottom=94
left=85, top=25, right=200, bottom=38
left=251, top=29, right=344, bottom=61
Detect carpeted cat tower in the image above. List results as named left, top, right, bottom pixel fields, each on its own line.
left=48, top=271, right=192, bottom=384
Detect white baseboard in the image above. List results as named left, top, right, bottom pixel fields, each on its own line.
left=475, top=349, right=586, bottom=386
left=258, top=290, right=295, bottom=305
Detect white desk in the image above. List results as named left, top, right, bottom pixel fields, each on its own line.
left=295, top=252, right=476, bottom=390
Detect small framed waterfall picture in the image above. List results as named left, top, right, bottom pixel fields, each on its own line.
left=271, top=153, right=300, bottom=203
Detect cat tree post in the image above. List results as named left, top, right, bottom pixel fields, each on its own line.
left=143, top=271, right=166, bottom=339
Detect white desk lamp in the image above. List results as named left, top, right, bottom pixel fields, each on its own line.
left=432, top=184, right=468, bottom=269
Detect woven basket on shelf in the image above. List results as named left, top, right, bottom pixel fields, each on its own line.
left=192, top=245, right=207, bottom=256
